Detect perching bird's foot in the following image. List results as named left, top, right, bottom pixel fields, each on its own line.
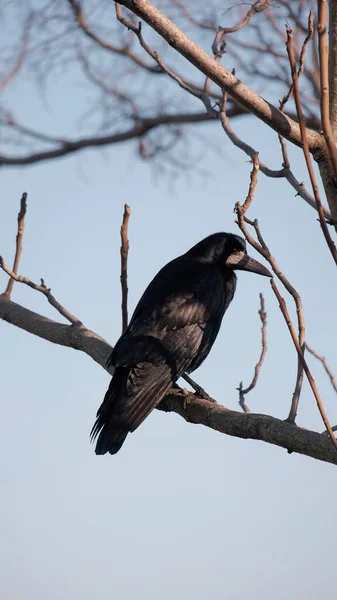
left=181, top=373, right=212, bottom=401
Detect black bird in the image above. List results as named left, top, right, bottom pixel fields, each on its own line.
left=91, top=232, right=272, bottom=455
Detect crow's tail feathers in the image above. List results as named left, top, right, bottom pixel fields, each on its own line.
left=91, top=363, right=173, bottom=455
left=90, top=368, right=129, bottom=455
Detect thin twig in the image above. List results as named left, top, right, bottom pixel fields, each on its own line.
left=0, top=16, right=30, bottom=91
left=278, top=11, right=314, bottom=177
left=238, top=293, right=267, bottom=414
left=0, top=258, right=82, bottom=325
left=271, top=279, right=337, bottom=450
left=4, top=192, right=27, bottom=298
left=115, top=3, right=216, bottom=114
left=219, top=92, right=331, bottom=218
left=241, top=152, right=260, bottom=214
left=120, top=204, right=131, bottom=333
left=317, top=0, right=337, bottom=181
left=286, top=24, right=337, bottom=265
left=212, top=0, right=272, bottom=55
left=306, top=342, right=337, bottom=394
left=235, top=209, right=305, bottom=423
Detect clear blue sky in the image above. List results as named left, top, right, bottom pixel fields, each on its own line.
left=1, top=10, right=337, bottom=600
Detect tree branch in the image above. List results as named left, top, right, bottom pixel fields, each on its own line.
left=286, top=24, right=337, bottom=260
left=120, top=204, right=130, bottom=333
left=117, top=0, right=322, bottom=151
left=0, top=294, right=111, bottom=370
left=306, top=342, right=337, bottom=394
left=271, top=279, right=337, bottom=450
left=317, top=0, right=337, bottom=182
left=159, top=391, right=337, bottom=466
left=4, top=192, right=27, bottom=298
left=238, top=293, right=267, bottom=414
left=0, top=258, right=82, bottom=325
left=328, top=0, right=337, bottom=134
left=0, top=111, right=219, bottom=166
left=1, top=293, right=336, bottom=466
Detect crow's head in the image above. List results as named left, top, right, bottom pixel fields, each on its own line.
left=186, top=232, right=272, bottom=277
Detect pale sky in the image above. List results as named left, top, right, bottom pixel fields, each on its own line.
left=1, top=5, right=337, bottom=600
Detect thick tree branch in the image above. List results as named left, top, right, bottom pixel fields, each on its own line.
left=1, top=293, right=336, bottom=466
left=117, top=0, right=322, bottom=151
left=0, top=294, right=110, bottom=370
left=159, top=392, right=337, bottom=466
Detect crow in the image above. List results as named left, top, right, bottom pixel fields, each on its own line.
left=91, top=232, right=272, bottom=455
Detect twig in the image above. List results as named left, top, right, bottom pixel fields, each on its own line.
left=115, top=3, right=217, bottom=116
left=317, top=0, right=337, bottom=182
left=4, top=192, right=27, bottom=298
left=212, top=0, right=272, bottom=55
left=278, top=11, right=314, bottom=176
left=271, top=279, right=337, bottom=450
left=120, top=204, right=131, bottom=332
left=279, top=11, right=314, bottom=113
left=219, top=93, right=331, bottom=219
left=0, top=16, right=30, bottom=91
left=306, top=343, right=337, bottom=394
left=67, top=0, right=162, bottom=73
left=0, top=258, right=82, bottom=326
left=241, top=152, right=259, bottom=214
left=238, top=293, right=267, bottom=414
left=286, top=24, right=337, bottom=265
left=235, top=208, right=305, bottom=423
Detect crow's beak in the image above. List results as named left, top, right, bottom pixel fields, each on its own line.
left=226, top=251, right=272, bottom=277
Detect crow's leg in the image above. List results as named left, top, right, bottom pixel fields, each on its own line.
left=181, top=373, right=211, bottom=400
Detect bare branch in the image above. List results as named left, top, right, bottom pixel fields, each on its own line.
left=4, top=192, right=27, bottom=298
left=219, top=92, right=331, bottom=218
left=306, top=343, right=337, bottom=394
left=328, top=0, right=337, bottom=133
left=241, top=152, right=260, bottom=214
left=317, top=0, right=337, bottom=181
left=0, top=258, right=82, bottom=326
left=120, top=204, right=131, bottom=333
left=115, top=3, right=218, bottom=116
left=0, top=111, right=219, bottom=166
left=271, top=279, right=337, bottom=451
left=235, top=211, right=305, bottom=424
left=212, top=0, right=273, bottom=55
left=159, top=390, right=337, bottom=466
left=238, top=293, right=267, bottom=414
left=1, top=293, right=337, bottom=466
left=67, top=0, right=162, bottom=73
left=0, top=16, right=30, bottom=91
left=0, top=294, right=110, bottom=371
left=117, top=0, right=322, bottom=151
left=286, top=24, right=337, bottom=264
